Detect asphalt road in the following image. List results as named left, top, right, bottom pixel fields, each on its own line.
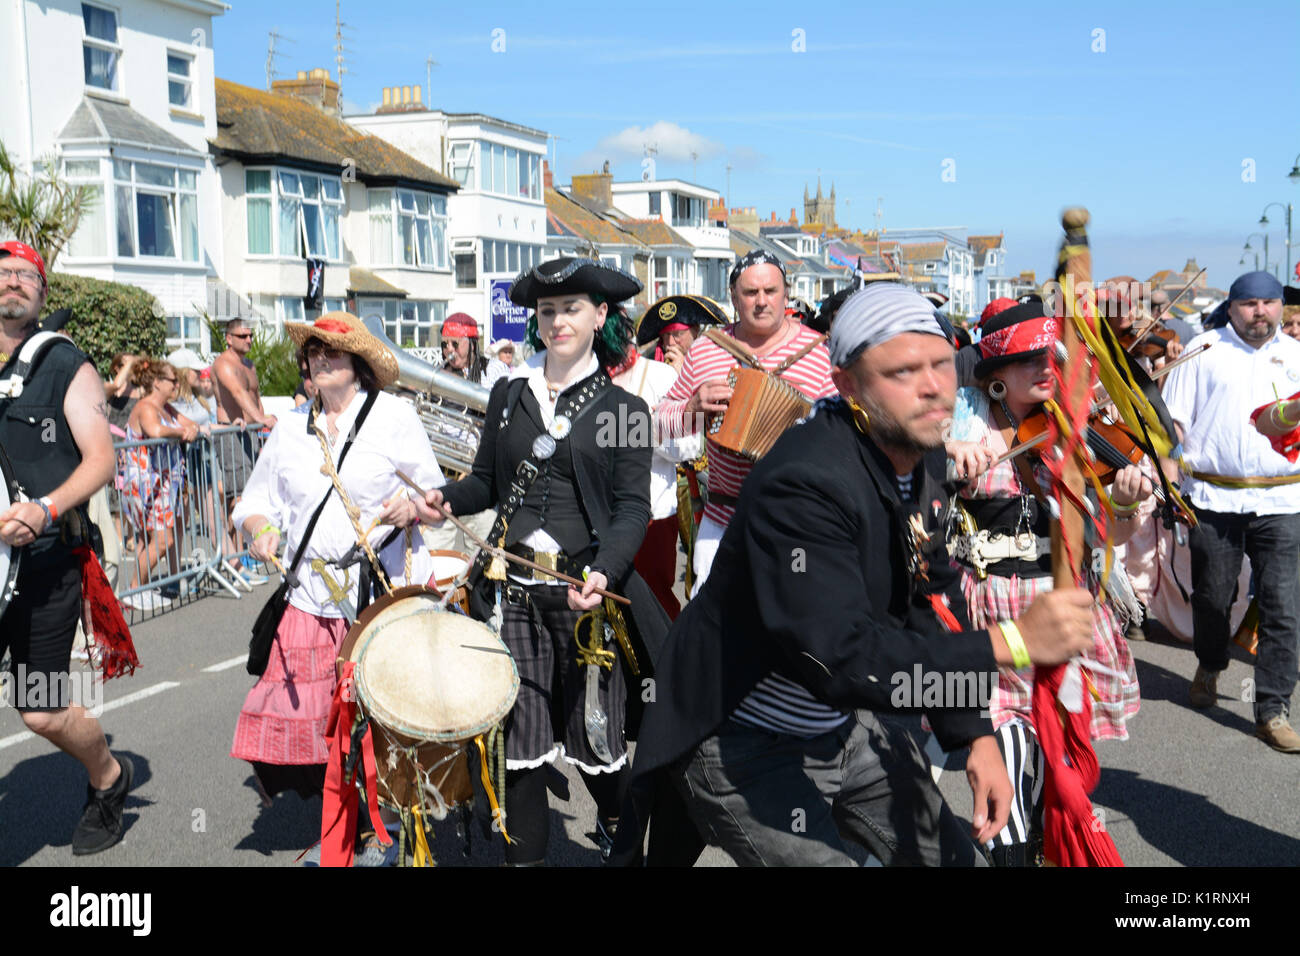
left=1, top=579, right=1296, bottom=867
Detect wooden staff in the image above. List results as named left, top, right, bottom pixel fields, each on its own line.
left=1054, top=208, right=1094, bottom=588
left=393, top=469, right=631, bottom=605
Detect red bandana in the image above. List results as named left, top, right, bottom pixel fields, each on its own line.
left=978, top=315, right=1059, bottom=362
left=607, top=343, right=639, bottom=379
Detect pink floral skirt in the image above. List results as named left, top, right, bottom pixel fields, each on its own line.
left=230, top=604, right=348, bottom=767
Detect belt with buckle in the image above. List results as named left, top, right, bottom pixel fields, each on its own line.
left=506, top=544, right=589, bottom=583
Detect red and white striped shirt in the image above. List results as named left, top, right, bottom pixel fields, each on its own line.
left=656, top=323, right=835, bottom=527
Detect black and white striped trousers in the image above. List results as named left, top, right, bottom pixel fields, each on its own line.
left=987, top=718, right=1044, bottom=848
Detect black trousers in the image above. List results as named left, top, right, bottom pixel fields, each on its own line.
left=1190, top=507, right=1300, bottom=721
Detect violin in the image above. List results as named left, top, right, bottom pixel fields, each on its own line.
left=1014, top=408, right=1144, bottom=485
left=1007, top=406, right=1193, bottom=525
left=1117, top=310, right=1177, bottom=359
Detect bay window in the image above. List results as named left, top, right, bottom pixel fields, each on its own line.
left=245, top=167, right=343, bottom=259
left=368, top=188, right=448, bottom=269
left=63, top=159, right=107, bottom=259
left=478, top=141, right=542, bottom=200
left=113, top=160, right=200, bottom=261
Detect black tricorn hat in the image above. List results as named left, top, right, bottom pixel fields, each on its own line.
left=636, top=294, right=728, bottom=346
left=509, top=256, right=642, bottom=310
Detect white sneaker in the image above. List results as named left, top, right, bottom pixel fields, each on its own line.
left=123, top=589, right=171, bottom=612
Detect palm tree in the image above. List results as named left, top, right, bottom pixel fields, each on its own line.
left=0, top=139, right=97, bottom=270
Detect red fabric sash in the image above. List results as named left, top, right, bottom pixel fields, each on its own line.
left=1250, top=390, right=1300, bottom=462
left=74, top=545, right=138, bottom=679
left=320, top=661, right=390, bottom=867
left=1032, top=666, right=1124, bottom=866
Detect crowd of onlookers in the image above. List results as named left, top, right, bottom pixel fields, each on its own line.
left=103, top=348, right=264, bottom=611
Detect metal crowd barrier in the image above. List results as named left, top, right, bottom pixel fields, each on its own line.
left=106, top=423, right=271, bottom=625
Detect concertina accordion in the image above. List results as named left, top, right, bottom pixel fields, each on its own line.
left=708, top=366, right=814, bottom=461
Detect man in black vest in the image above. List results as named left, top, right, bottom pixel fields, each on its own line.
left=615, top=282, right=1095, bottom=866
left=0, top=242, right=133, bottom=855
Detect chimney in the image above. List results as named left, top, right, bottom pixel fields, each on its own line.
left=382, top=87, right=392, bottom=108
left=729, top=206, right=758, bottom=234
left=543, top=159, right=554, bottom=190
left=376, top=83, right=430, bottom=114
left=571, top=167, right=613, bottom=207
left=271, top=67, right=340, bottom=114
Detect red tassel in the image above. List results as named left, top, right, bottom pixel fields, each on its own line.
left=320, top=662, right=389, bottom=867
left=73, top=545, right=138, bottom=679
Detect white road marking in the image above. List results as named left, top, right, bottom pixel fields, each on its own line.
left=0, top=681, right=182, bottom=751
left=924, top=733, right=948, bottom=783
left=202, top=656, right=247, bottom=673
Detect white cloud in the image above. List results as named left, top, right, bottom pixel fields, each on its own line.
left=574, top=121, right=724, bottom=171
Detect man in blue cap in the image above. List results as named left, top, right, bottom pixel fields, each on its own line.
left=1162, top=271, right=1300, bottom=751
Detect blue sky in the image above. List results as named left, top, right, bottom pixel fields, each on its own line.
left=213, top=0, right=1300, bottom=293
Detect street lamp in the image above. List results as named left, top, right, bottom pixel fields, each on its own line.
left=1289, top=152, right=1300, bottom=185
left=1244, top=233, right=1269, bottom=275
left=1260, top=201, right=1294, bottom=286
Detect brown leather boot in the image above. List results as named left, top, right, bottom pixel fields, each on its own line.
left=1188, top=665, right=1219, bottom=709
left=1256, top=715, right=1300, bottom=753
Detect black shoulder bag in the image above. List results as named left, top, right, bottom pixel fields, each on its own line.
left=247, top=391, right=378, bottom=676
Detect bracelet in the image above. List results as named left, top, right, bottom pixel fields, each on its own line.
left=1109, top=498, right=1140, bottom=514
left=997, top=621, right=1032, bottom=670
left=33, top=497, right=53, bottom=529
left=253, top=523, right=279, bottom=540
left=1273, top=402, right=1300, bottom=428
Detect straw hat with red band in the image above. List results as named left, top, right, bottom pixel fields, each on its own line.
left=283, top=311, right=399, bottom=389
left=441, top=312, right=479, bottom=339
left=973, top=301, right=1060, bottom=380
left=0, top=241, right=47, bottom=286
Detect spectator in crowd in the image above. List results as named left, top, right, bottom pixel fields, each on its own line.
left=167, top=348, right=219, bottom=565
left=483, top=338, right=516, bottom=389
left=1282, top=305, right=1300, bottom=343
left=104, top=353, right=143, bottom=432
left=120, top=360, right=198, bottom=611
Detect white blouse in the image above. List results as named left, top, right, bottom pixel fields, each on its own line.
left=232, top=389, right=446, bottom=617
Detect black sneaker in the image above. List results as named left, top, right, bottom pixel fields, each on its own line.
left=71, top=755, right=134, bottom=856
left=595, top=816, right=618, bottom=863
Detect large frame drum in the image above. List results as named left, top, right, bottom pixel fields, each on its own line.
left=338, top=587, right=518, bottom=816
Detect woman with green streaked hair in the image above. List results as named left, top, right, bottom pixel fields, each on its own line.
left=414, top=256, right=670, bottom=865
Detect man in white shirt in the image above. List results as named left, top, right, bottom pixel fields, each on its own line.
left=1162, top=271, right=1300, bottom=752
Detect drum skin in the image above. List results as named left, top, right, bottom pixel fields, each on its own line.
left=338, top=587, right=518, bottom=813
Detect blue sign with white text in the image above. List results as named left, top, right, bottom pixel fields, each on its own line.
left=490, top=279, right=528, bottom=342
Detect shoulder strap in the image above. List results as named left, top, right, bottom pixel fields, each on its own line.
left=771, top=333, right=826, bottom=374
left=0, top=332, right=70, bottom=401
left=288, top=389, right=379, bottom=575
left=702, top=328, right=763, bottom=369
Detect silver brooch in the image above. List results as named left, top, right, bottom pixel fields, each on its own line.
left=532, top=433, right=557, bottom=460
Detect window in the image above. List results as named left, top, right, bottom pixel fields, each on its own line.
left=82, top=3, right=120, bottom=91
left=359, top=298, right=447, bottom=348
left=367, top=189, right=447, bottom=269
left=113, top=160, right=199, bottom=261
left=482, top=241, right=541, bottom=274
left=649, top=192, right=661, bottom=217
left=245, top=169, right=271, bottom=254
left=672, top=194, right=703, bottom=228
left=600, top=255, right=620, bottom=270
left=454, top=252, right=477, bottom=288
left=477, top=141, right=542, bottom=199
left=167, top=51, right=193, bottom=109
left=278, top=297, right=305, bottom=323
left=449, top=141, right=475, bottom=189
left=165, top=314, right=205, bottom=354
left=653, top=256, right=670, bottom=300
left=63, top=159, right=107, bottom=258
left=245, top=167, right=343, bottom=259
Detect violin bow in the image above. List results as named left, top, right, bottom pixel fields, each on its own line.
left=1124, top=267, right=1205, bottom=355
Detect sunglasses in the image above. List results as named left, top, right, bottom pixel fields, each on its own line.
left=305, top=344, right=344, bottom=360
left=227, top=331, right=253, bottom=340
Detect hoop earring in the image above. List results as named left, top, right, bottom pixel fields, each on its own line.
left=987, top=379, right=1007, bottom=401
left=845, top=395, right=870, bottom=434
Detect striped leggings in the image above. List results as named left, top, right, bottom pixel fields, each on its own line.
left=987, top=718, right=1044, bottom=850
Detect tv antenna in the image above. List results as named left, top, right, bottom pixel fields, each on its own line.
left=266, top=30, right=292, bottom=89
left=425, top=55, right=439, bottom=106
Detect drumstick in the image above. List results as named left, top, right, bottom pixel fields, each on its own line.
left=394, top=470, right=632, bottom=605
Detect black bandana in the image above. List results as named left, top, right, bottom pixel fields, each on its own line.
left=729, top=249, right=787, bottom=288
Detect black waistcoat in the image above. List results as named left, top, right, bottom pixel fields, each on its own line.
left=0, top=335, right=90, bottom=557
left=501, top=388, right=593, bottom=556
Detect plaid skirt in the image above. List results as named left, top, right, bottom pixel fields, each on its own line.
left=499, top=584, right=628, bottom=774
left=960, top=567, right=1141, bottom=742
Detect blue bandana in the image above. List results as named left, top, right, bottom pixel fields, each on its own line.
left=1228, top=270, right=1283, bottom=302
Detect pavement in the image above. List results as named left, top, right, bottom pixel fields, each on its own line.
left=1, top=578, right=1296, bottom=867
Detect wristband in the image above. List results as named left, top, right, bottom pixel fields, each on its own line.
left=34, top=496, right=53, bottom=529
left=39, top=495, right=58, bottom=523
left=1109, top=498, right=1139, bottom=515
left=253, top=523, right=279, bottom=540
left=1274, top=402, right=1300, bottom=428
left=997, top=620, right=1032, bottom=670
